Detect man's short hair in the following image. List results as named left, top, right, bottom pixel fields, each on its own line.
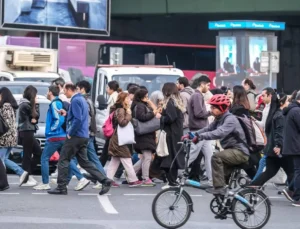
left=52, top=77, right=65, bottom=88
left=128, top=86, right=139, bottom=95
left=126, top=83, right=139, bottom=91
left=193, top=75, right=211, bottom=88
left=177, top=77, right=189, bottom=88
left=262, top=87, right=275, bottom=96
left=64, top=83, right=76, bottom=91
left=76, top=80, right=91, bottom=94
left=296, top=90, right=300, bottom=101
left=48, top=85, right=60, bottom=96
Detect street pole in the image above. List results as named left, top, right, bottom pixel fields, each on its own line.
left=269, top=52, right=273, bottom=87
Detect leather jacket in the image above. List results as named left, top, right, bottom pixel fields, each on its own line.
left=18, top=98, right=40, bottom=132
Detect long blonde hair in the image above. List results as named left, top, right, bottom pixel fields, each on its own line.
left=162, top=83, right=185, bottom=112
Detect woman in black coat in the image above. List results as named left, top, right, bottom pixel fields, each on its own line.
left=18, top=86, right=42, bottom=186
left=251, top=91, right=294, bottom=189
left=132, top=89, right=159, bottom=186
left=160, top=83, right=184, bottom=188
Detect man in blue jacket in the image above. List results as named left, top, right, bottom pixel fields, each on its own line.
left=33, top=85, right=83, bottom=191
left=48, top=84, right=112, bottom=195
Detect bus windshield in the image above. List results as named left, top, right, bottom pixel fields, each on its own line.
left=112, top=74, right=180, bottom=94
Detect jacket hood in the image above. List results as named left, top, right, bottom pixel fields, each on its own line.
left=19, top=98, right=30, bottom=105
left=283, top=101, right=300, bottom=116
left=181, top=86, right=194, bottom=95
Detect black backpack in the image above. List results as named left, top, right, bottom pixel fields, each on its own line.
left=56, top=99, right=70, bottom=132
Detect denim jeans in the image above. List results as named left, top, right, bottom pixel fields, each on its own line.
left=41, top=140, right=83, bottom=184
left=87, top=137, right=106, bottom=175
left=68, top=158, right=84, bottom=182
left=0, top=147, right=24, bottom=176
left=252, top=155, right=267, bottom=181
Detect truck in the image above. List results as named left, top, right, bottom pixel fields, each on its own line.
left=91, top=64, right=184, bottom=149
left=0, top=45, right=71, bottom=82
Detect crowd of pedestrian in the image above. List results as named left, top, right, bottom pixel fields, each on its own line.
left=0, top=75, right=299, bottom=207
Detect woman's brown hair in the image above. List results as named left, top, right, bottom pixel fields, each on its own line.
left=232, top=85, right=250, bottom=110
left=115, top=92, right=129, bottom=109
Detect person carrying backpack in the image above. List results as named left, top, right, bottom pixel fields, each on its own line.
left=182, top=94, right=249, bottom=195
left=243, top=78, right=257, bottom=112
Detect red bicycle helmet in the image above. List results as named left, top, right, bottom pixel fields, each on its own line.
left=208, top=94, right=231, bottom=112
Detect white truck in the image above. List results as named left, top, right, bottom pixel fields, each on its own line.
left=91, top=64, right=184, bottom=148
left=0, top=45, right=71, bottom=82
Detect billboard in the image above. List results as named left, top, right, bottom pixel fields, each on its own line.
left=1, top=0, right=110, bottom=36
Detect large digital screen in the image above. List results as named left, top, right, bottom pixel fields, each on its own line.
left=1, top=0, right=110, bottom=36
left=218, top=37, right=237, bottom=74
left=248, top=37, right=267, bottom=73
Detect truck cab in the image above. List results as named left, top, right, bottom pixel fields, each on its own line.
left=0, top=45, right=70, bottom=82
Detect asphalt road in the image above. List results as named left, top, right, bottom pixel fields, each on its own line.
left=1, top=175, right=299, bottom=229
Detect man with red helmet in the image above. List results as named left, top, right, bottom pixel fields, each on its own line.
left=183, top=94, right=250, bottom=195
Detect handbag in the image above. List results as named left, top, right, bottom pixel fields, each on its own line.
left=0, top=114, right=9, bottom=137
left=132, top=106, right=160, bottom=135
left=156, top=130, right=169, bottom=157
left=117, top=122, right=136, bottom=146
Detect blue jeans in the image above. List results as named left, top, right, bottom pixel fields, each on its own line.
left=252, top=155, right=267, bottom=181
left=68, top=158, right=84, bottom=182
left=0, top=147, right=24, bottom=176
left=41, top=140, right=83, bottom=184
left=87, top=137, right=106, bottom=175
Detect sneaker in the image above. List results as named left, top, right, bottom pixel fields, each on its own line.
left=19, top=171, right=29, bottom=186
left=22, top=176, right=38, bottom=187
left=33, top=183, right=51, bottom=190
left=292, top=200, right=300, bottom=207
left=74, top=178, right=90, bottom=191
left=142, top=179, right=156, bottom=187
left=282, top=188, right=294, bottom=202
left=161, top=183, right=179, bottom=190
left=128, top=180, right=143, bottom=188
left=92, top=182, right=103, bottom=189
left=51, top=170, right=58, bottom=178
left=206, top=187, right=227, bottom=196
left=51, top=179, right=57, bottom=185
left=28, top=176, right=38, bottom=185
left=112, top=181, right=120, bottom=188
left=202, top=180, right=213, bottom=188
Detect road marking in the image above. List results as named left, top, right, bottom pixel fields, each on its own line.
left=78, top=193, right=111, bottom=196
left=9, top=183, right=20, bottom=185
left=0, top=193, right=19, bottom=195
left=124, top=194, right=156, bottom=196
left=190, top=195, right=203, bottom=197
left=269, top=196, right=283, bottom=199
left=32, top=193, right=48, bottom=195
left=97, top=195, right=118, bottom=214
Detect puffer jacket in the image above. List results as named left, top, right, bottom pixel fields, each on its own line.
left=180, top=86, right=194, bottom=129
left=131, top=101, right=156, bottom=154
left=196, top=111, right=249, bottom=155
left=18, top=98, right=39, bottom=132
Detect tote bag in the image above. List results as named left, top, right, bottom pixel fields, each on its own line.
left=156, top=130, right=169, bottom=157
left=132, top=106, right=160, bottom=135
left=117, top=122, right=136, bottom=146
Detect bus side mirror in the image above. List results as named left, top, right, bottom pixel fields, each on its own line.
left=97, top=95, right=107, bottom=110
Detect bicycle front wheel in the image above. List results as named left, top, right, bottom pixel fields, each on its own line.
left=152, top=188, right=192, bottom=229
left=232, top=188, right=271, bottom=229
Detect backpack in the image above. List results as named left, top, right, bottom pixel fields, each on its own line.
left=56, top=99, right=70, bottom=132
left=235, top=115, right=267, bottom=154
left=102, top=112, right=115, bottom=138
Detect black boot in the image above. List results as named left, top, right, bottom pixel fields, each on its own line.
left=99, top=179, right=112, bottom=195
left=48, top=187, right=68, bottom=195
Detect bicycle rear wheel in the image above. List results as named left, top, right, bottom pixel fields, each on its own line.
left=152, top=188, right=192, bottom=229
left=232, top=188, right=271, bottom=229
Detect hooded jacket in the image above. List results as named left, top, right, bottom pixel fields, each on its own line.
left=195, top=111, right=249, bottom=155
left=282, top=101, right=300, bottom=156
left=188, top=89, right=210, bottom=131
left=45, top=97, right=66, bottom=140
left=180, top=86, right=194, bottom=129
left=18, top=98, right=40, bottom=132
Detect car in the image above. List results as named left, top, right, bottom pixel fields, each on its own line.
left=8, top=94, right=57, bottom=174
left=0, top=81, right=50, bottom=96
